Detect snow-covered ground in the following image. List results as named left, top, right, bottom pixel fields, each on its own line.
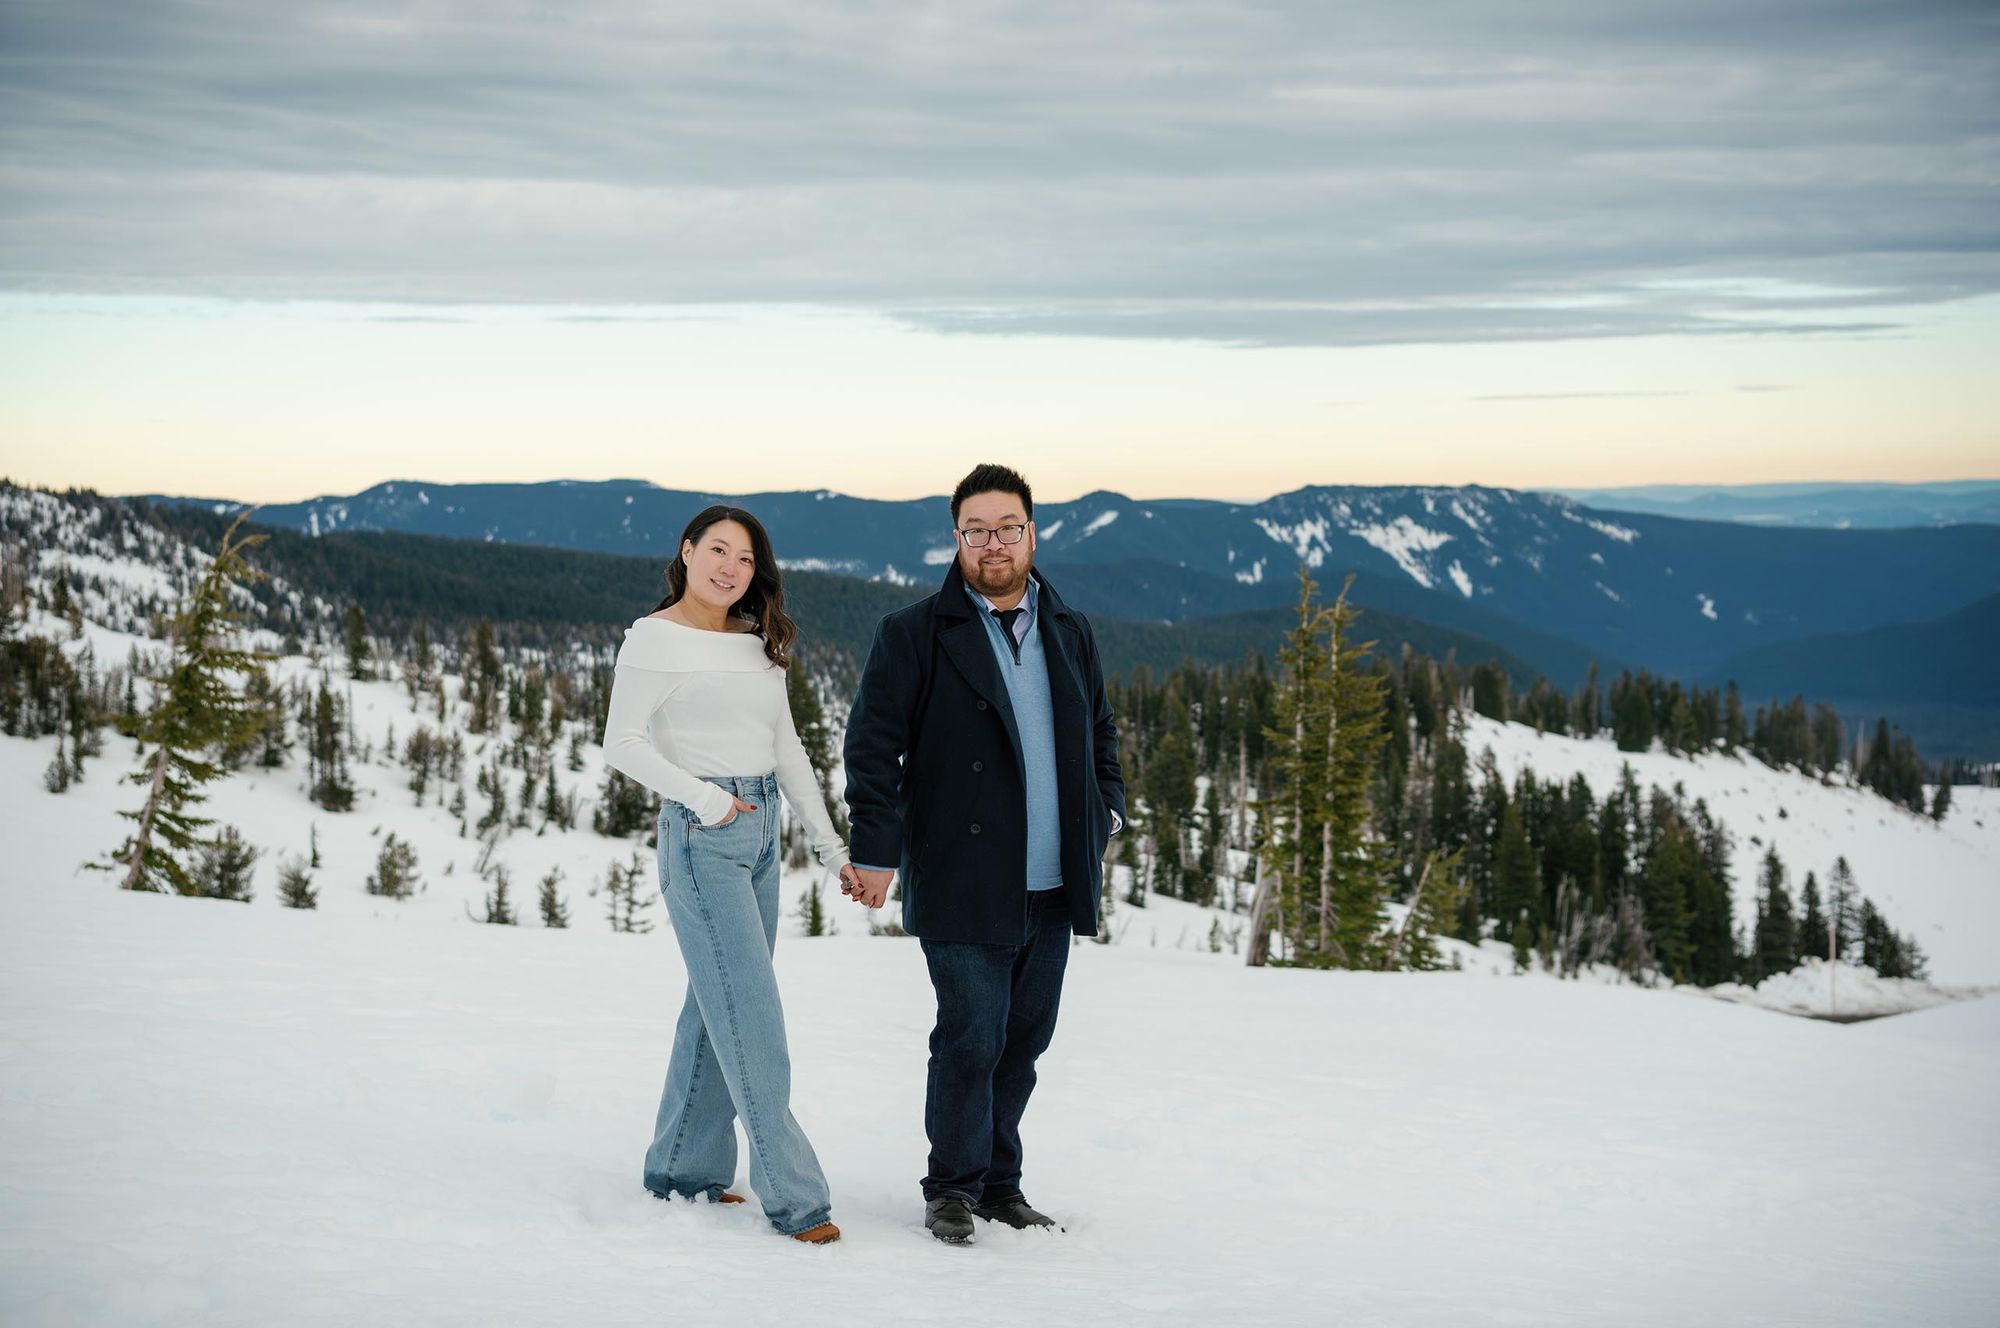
left=1467, top=715, right=2000, bottom=986
left=5, top=830, right=1998, bottom=1327
left=4, top=659, right=2000, bottom=1323
left=6, top=541, right=2000, bottom=1324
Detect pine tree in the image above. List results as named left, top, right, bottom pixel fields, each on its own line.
left=1931, top=781, right=1952, bottom=822
left=1749, top=847, right=1797, bottom=983
left=193, top=825, right=258, bottom=902
left=604, top=853, right=656, bottom=934
left=306, top=676, right=355, bottom=811
left=1795, top=870, right=1828, bottom=962
left=1641, top=812, right=1696, bottom=983
left=785, top=660, right=846, bottom=833
left=95, top=513, right=269, bottom=895
left=1143, top=707, right=1198, bottom=900
left=479, top=866, right=517, bottom=925
left=342, top=602, right=373, bottom=680
left=1252, top=570, right=1389, bottom=968
left=1384, top=847, right=1467, bottom=971
left=798, top=877, right=829, bottom=936
left=1828, top=857, right=1861, bottom=960
left=466, top=618, right=503, bottom=734
left=593, top=766, right=652, bottom=837
left=1492, top=801, right=1537, bottom=940
left=537, top=868, right=569, bottom=928
left=277, top=855, right=318, bottom=909
left=366, top=832, right=421, bottom=900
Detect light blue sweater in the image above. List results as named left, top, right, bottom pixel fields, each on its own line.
left=975, top=580, right=1065, bottom=892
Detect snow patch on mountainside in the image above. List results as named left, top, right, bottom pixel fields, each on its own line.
left=1351, top=517, right=1454, bottom=589
left=1253, top=515, right=1330, bottom=568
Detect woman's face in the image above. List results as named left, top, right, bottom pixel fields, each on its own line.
left=680, top=519, right=757, bottom=614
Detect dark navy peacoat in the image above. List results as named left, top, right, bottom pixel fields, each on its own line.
left=843, top=560, right=1127, bottom=945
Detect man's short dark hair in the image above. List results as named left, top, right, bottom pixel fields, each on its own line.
left=950, top=463, right=1033, bottom=525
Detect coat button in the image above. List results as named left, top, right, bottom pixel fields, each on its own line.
left=970, top=823, right=982, bottom=835
left=976, top=699, right=988, bottom=710
left=972, top=760, right=983, bottom=772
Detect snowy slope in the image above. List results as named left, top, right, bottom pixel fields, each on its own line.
left=1464, top=715, right=2000, bottom=985
left=6, top=580, right=1999, bottom=1321
left=4, top=820, right=1996, bottom=1326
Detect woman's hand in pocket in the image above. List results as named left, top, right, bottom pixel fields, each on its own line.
left=706, top=795, right=758, bottom=828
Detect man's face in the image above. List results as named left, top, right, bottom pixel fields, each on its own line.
left=954, top=489, right=1034, bottom=602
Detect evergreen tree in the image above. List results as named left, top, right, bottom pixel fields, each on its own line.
left=1749, top=848, right=1797, bottom=984
left=306, top=676, right=355, bottom=811
left=1384, top=848, right=1467, bottom=971
left=1469, top=662, right=1509, bottom=722
left=1609, top=671, right=1655, bottom=753
left=785, top=659, right=846, bottom=833
left=593, top=766, right=652, bottom=838
left=366, top=832, right=421, bottom=899
left=1795, top=870, right=1828, bottom=962
left=1491, top=800, right=1537, bottom=938
left=95, top=513, right=269, bottom=895
left=192, top=825, right=258, bottom=902
left=476, top=758, right=509, bottom=834
left=479, top=866, right=517, bottom=924
left=1641, top=811, right=1696, bottom=983
left=538, top=868, right=569, bottom=928
left=466, top=618, right=503, bottom=734
left=1252, top=571, right=1389, bottom=968
left=342, top=602, right=373, bottom=679
left=1686, top=801, right=1737, bottom=986
left=798, top=877, right=830, bottom=936
left=1722, top=682, right=1747, bottom=752
left=1828, top=857, right=1861, bottom=959
left=604, top=852, right=656, bottom=933
left=1142, top=705, right=1198, bottom=900
left=277, top=854, right=318, bottom=910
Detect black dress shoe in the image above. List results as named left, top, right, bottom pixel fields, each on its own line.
left=924, top=1196, right=975, bottom=1244
left=972, top=1198, right=1061, bottom=1231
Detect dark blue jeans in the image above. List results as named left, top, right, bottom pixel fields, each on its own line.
left=919, top=890, right=1073, bottom=1205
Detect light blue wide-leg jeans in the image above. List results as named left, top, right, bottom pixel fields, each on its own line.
left=642, top=772, right=833, bottom=1237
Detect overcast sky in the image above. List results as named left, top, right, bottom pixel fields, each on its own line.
left=2, top=0, right=1995, bottom=500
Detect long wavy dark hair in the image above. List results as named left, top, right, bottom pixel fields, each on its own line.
left=652, top=505, right=797, bottom=667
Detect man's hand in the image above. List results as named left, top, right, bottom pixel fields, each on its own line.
left=840, top=865, right=895, bottom=910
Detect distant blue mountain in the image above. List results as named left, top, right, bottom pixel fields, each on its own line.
left=134, top=479, right=2000, bottom=684
left=1551, top=480, right=2000, bottom=529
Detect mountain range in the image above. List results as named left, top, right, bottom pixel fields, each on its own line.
left=143, top=479, right=2000, bottom=691
left=1555, top=480, right=2000, bottom=530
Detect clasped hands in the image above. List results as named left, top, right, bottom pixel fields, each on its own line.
left=837, top=864, right=893, bottom=910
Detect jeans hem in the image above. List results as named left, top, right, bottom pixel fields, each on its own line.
left=773, top=1208, right=834, bottom=1238
left=645, top=1180, right=727, bottom=1204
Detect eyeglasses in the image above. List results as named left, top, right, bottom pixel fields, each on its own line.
left=957, top=523, right=1029, bottom=548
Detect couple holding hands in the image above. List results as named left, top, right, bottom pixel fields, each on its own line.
left=602, top=463, right=1126, bottom=1246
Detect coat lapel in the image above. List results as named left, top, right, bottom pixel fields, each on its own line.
left=934, top=563, right=1026, bottom=776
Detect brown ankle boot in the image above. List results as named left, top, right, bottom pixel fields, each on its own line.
left=718, top=1192, right=747, bottom=1204
left=790, top=1222, right=841, bottom=1245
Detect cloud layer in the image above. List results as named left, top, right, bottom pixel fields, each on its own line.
left=3, top=0, right=1995, bottom=345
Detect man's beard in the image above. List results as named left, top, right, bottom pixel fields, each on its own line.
left=965, top=553, right=1030, bottom=600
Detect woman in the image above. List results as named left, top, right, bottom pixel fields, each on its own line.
left=602, top=504, right=857, bottom=1245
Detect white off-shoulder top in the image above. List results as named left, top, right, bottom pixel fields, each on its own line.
left=600, top=617, right=849, bottom=871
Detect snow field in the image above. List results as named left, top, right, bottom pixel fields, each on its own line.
left=2, top=862, right=1995, bottom=1327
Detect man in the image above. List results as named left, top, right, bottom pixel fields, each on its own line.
left=843, top=463, right=1126, bottom=1245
